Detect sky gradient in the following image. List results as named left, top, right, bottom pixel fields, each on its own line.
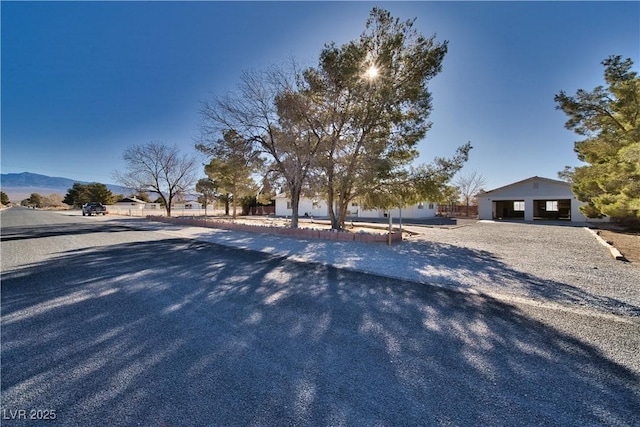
left=2, top=1, right=639, bottom=191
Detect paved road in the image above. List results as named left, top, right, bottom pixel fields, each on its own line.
left=2, top=208, right=639, bottom=426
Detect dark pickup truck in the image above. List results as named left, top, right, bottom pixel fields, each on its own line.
left=82, top=202, right=107, bottom=216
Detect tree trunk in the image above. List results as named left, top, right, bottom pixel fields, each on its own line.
left=232, top=184, right=237, bottom=219
left=337, top=197, right=349, bottom=230
left=164, top=194, right=172, bottom=217
left=326, top=178, right=339, bottom=230
left=290, top=189, right=301, bottom=229
left=328, top=191, right=340, bottom=230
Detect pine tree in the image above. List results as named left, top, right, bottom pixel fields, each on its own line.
left=555, top=56, right=640, bottom=222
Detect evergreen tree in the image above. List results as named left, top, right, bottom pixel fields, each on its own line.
left=302, top=8, right=450, bottom=229
left=63, top=182, right=114, bottom=207
left=195, top=177, right=218, bottom=217
left=555, top=55, right=640, bottom=222
left=27, top=193, right=43, bottom=208
left=197, top=130, right=262, bottom=218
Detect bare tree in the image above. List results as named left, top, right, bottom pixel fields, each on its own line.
left=199, top=63, right=324, bottom=228
left=114, top=142, right=198, bottom=217
left=455, top=170, right=487, bottom=216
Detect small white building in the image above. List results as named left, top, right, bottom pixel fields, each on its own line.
left=114, top=197, right=146, bottom=209
left=274, top=194, right=438, bottom=219
left=274, top=194, right=329, bottom=218
left=477, top=176, right=608, bottom=223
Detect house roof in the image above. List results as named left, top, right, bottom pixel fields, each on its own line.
left=480, top=176, right=570, bottom=195
left=116, top=197, right=146, bottom=204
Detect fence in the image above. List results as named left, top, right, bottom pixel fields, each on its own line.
left=105, top=206, right=228, bottom=218
left=107, top=205, right=276, bottom=218
left=437, top=204, right=478, bottom=217
left=147, top=216, right=403, bottom=244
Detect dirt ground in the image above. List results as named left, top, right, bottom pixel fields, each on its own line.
left=596, top=228, right=640, bottom=264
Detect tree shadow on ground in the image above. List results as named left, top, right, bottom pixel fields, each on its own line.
left=181, top=227, right=640, bottom=317
left=2, top=237, right=639, bottom=426
left=392, top=239, right=640, bottom=316
left=0, top=222, right=144, bottom=242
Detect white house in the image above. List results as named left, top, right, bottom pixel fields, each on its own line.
left=274, top=194, right=329, bottom=218
left=477, top=176, right=608, bottom=223
left=173, top=201, right=202, bottom=210
left=274, top=193, right=438, bottom=219
left=114, top=197, right=146, bottom=209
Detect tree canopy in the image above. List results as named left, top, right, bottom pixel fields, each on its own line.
left=197, top=129, right=263, bottom=218
left=63, top=182, right=115, bottom=207
left=555, top=55, right=640, bottom=222
left=114, top=142, right=198, bottom=217
left=199, top=63, right=324, bottom=228
left=195, top=177, right=218, bottom=215
left=297, top=7, right=453, bottom=228
left=199, top=7, right=467, bottom=229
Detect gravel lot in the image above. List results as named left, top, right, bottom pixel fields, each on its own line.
left=141, top=218, right=640, bottom=318
left=401, top=221, right=640, bottom=316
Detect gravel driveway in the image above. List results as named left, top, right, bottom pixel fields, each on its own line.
left=401, top=221, right=640, bottom=316
left=140, top=218, right=640, bottom=318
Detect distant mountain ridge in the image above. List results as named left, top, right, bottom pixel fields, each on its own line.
left=1, top=172, right=83, bottom=188
left=1, top=172, right=130, bottom=201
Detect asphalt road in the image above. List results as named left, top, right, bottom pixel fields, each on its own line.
left=2, top=207, right=639, bottom=426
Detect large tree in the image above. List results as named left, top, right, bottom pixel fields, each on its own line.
left=26, top=193, right=43, bottom=208
left=195, top=177, right=218, bottom=217
left=302, top=7, right=449, bottom=229
left=197, top=130, right=262, bottom=218
left=199, top=64, right=324, bottom=228
left=200, top=8, right=453, bottom=229
left=63, top=182, right=114, bottom=207
left=114, top=142, right=198, bottom=217
left=555, top=55, right=640, bottom=222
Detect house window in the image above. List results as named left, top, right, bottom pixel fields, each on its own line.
left=428, top=203, right=434, bottom=210
left=513, top=201, right=525, bottom=211
left=546, top=201, right=558, bottom=211
left=418, top=202, right=424, bottom=209
left=351, top=202, right=358, bottom=207
left=312, top=200, right=320, bottom=209
left=286, top=201, right=292, bottom=209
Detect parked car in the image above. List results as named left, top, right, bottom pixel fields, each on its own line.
left=82, top=202, right=107, bottom=216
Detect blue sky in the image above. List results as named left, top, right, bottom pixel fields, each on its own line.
left=2, top=1, right=638, bottom=191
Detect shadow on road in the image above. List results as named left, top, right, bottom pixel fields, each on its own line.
left=0, top=222, right=144, bottom=242
left=2, top=238, right=639, bottom=426
left=182, top=226, right=640, bottom=317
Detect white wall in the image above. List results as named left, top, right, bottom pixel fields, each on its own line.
left=478, top=177, right=608, bottom=222
left=276, top=197, right=437, bottom=219
left=106, top=204, right=221, bottom=217
left=275, top=197, right=328, bottom=217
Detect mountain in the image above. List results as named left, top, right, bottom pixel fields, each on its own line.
left=0, top=172, right=131, bottom=202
